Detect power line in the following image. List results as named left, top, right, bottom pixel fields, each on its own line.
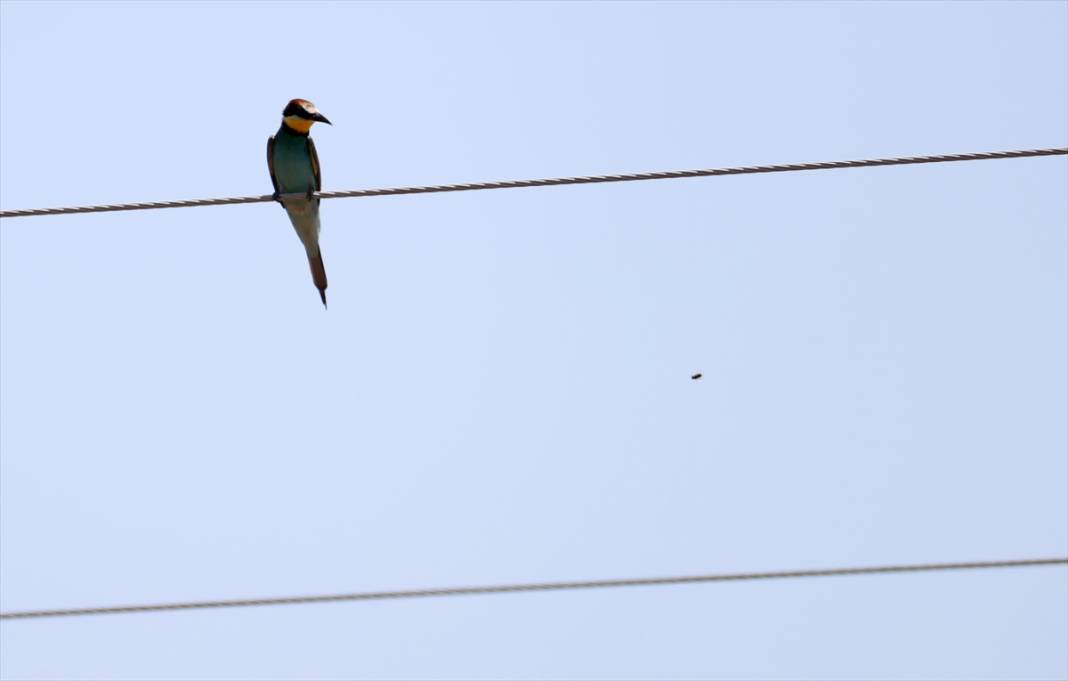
left=2, top=557, right=1063, bottom=621
left=1, top=147, right=1064, bottom=220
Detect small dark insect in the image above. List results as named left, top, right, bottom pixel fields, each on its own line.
left=691, top=373, right=703, bottom=380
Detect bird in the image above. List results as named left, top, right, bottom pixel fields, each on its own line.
left=267, top=98, right=333, bottom=307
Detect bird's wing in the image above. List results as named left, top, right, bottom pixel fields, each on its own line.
left=266, top=135, right=280, bottom=195
left=308, top=137, right=322, bottom=193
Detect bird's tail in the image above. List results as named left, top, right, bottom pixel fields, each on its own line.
left=308, top=249, right=328, bottom=308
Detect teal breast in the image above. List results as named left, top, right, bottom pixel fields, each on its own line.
left=272, top=131, right=317, bottom=193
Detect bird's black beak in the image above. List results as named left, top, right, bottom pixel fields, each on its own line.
left=313, top=112, right=332, bottom=125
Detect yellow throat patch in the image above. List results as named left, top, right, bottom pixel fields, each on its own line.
left=283, top=116, right=314, bottom=134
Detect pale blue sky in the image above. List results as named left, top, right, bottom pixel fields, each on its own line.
left=1, top=1, right=1066, bottom=679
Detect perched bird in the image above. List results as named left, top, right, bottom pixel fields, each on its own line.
left=267, top=98, right=332, bottom=307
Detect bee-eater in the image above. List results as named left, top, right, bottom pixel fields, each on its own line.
left=267, top=98, right=332, bottom=307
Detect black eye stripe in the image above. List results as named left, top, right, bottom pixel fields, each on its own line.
left=282, top=102, right=314, bottom=120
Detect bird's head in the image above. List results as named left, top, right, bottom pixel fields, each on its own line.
left=281, top=99, right=332, bottom=134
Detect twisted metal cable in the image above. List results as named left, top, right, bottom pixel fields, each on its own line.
left=2, top=557, right=1063, bottom=620
left=1, top=148, right=1064, bottom=219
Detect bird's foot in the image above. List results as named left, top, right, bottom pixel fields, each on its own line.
left=306, top=186, right=316, bottom=201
